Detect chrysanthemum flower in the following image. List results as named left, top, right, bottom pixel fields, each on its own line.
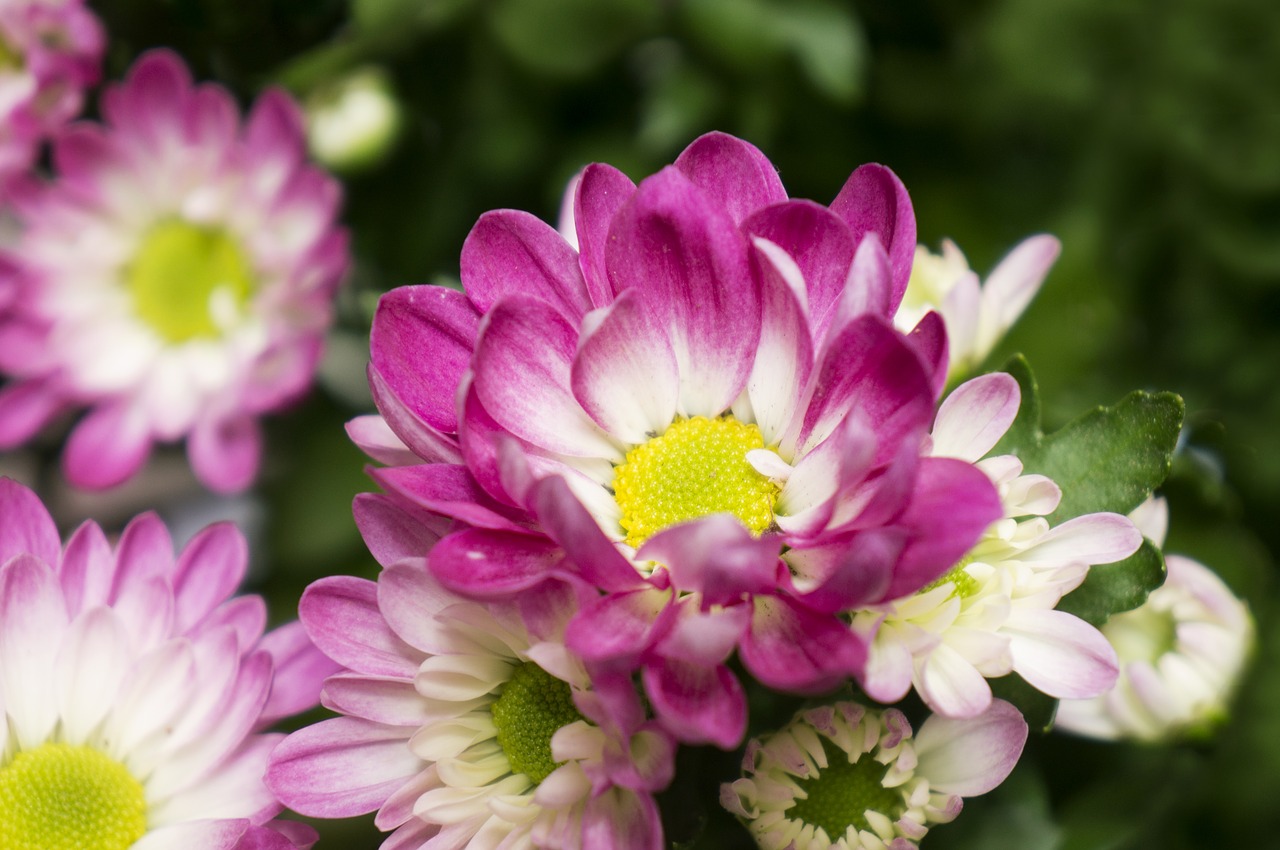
left=852, top=373, right=1138, bottom=717
left=721, top=699, right=1027, bottom=850
left=0, top=476, right=335, bottom=849
left=266, top=559, right=676, bottom=850
left=1055, top=550, right=1254, bottom=742
left=0, top=0, right=103, bottom=195
left=353, top=132, right=1002, bottom=745
left=893, top=236, right=1060, bottom=383
left=0, top=49, right=348, bottom=492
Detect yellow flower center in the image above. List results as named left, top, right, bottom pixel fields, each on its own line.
left=0, top=743, right=149, bottom=850
left=126, top=219, right=256, bottom=343
left=612, top=416, right=779, bottom=548
left=920, top=555, right=980, bottom=598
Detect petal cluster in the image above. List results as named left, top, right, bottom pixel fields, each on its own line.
left=0, top=0, right=103, bottom=195
left=855, top=374, right=1138, bottom=717
left=266, top=551, right=674, bottom=850
left=353, top=131, right=1005, bottom=747
left=0, top=49, right=348, bottom=492
left=0, top=477, right=334, bottom=849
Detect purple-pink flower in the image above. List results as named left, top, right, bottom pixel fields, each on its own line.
left=0, top=0, right=103, bottom=196
left=266, top=560, right=675, bottom=850
left=0, top=476, right=336, bottom=849
left=350, top=132, right=1003, bottom=748
left=0, top=49, right=348, bottom=493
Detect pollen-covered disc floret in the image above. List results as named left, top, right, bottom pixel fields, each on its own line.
left=267, top=565, right=676, bottom=850
left=0, top=49, right=348, bottom=493
left=0, top=477, right=330, bottom=850
left=614, top=416, right=779, bottom=547
left=721, top=700, right=1027, bottom=850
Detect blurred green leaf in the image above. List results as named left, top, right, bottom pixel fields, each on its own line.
left=1057, top=538, right=1167, bottom=625
left=488, top=0, right=659, bottom=77
left=990, top=673, right=1058, bottom=734
left=353, top=0, right=473, bottom=39
left=775, top=1, right=866, bottom=103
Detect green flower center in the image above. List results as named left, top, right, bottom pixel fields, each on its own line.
left=126, top=219, right=256, bottom=343
left=1103, top=603, right=1178, bottom=664
left=0, top=743, right=149, bottom=850
left=491, top=662, right=585, bottom=785
left=612, top=416, right=779, bottom=548
left=789, top=738, right=905, bottom=839
left=920, top=555, right=979, bottom=598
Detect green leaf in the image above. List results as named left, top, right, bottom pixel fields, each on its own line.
left=991, top=355, right=1185, bottom=521
left=488, top=0, right=659, bottom=78
left=1056, top=538, right=1167, bottom=625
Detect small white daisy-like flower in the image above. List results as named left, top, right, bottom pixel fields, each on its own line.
left=1055, top=549, right=1254, bottom=742
left=893, top=236, right=1059, bottom=382
left=267, top=561, right=675, bottom=850
left=853, top=373, right=1140, bottom=717
left=721, top=699, right=1027, bottom=850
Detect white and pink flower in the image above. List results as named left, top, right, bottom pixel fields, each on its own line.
left=853, top=373, right=1138, bottom=717
left=0, top=476, right=336, bottom=849
left=721, top=699, right=1028, bottom=850
left=266, top=561, right=675, bottom=850
left=0, top=0, right=103, bottom=195
left=0, top=49, right=348, bottom=492
left=351, top=132, right=1004, bottom=747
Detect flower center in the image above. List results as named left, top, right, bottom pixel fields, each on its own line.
left=920, top=555, right=979, bottom=598
left=0, top=36, right=21, bottom=71
left=612, top=416, right=779, bottom=548
left=126, top=219, right=255, bottom=343
left=789, top=738, right=904, bottom=839
left=491, top=662, right=585, bottom=785
left=1103, top=603, right=1178, bottom=664
left=0, top=743, right=149, bottom=850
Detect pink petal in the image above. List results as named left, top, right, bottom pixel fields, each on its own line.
left=673, top=132, right=787, bottom=226
left=0, top=555, right=69, bottom=747
left=471, top=296, right=619, bottom=458
left=188, top=415, right=262, bottom=494
left=0, top=477, right=60, bottom=567
left=914, top=699, right=1028, bottom=796
left=461, top=209, right=591, bottom=320
left=428, top=528, right=565, bottom=598
left=905, top=310, right=950, bottom=398
left=367, top=365, right=464, bottom=465
left=299, top=576, right=421, bottom=679
left=605, top=166, right=760, bottom=416
left=352, top=493, right=446, bottom=568
left=571, top=289, right=679, bottom=444
left=58, top=519, right=116, bottom=614
left=566, top=587, right=675, bottom=669
left=1016, top=513, right=1143, bottom=567
left=172, top=522, right=248, bottom=634
left=529, top=475, right=643, bottom=592
left=739, top=595, right=866, bottom=693
left=345, top=415, right=420, bottom=467
left=637, top=516, right=781, bottom=606
left=642, top=657, right=746, bottom=748
left=745, top=237, right=815, bottom=444
left=369, top=464, right=525, bottom=532
left=828, top=163, right=916, bottom=309
left=979, top=235, right=1061, bottom=338
left=370, top=286, right=480, bottom=434
left=266, top=717, right=422, bottom=818
left=580, top=788, right=664, bottom=850
left=0, top=380, right=65, bottom=448
left=257, top=620, right=341, bottom=725
left=574, top=163, right=636, bottom=308
left=62, top=402, right=153, bottom=490
left=1004, top=607, right=1119, bottom=699
left=931, top=372, right=1021, bottom=462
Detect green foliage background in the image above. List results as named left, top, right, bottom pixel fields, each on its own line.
left=27, top=0, right=1280, bottom=846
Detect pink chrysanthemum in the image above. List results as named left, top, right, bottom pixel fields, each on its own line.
left=0, top=0, right=103, bottom=195
left=350, top=132, right=1003, bottom=748
left=0, top=49, right=348, bottom=492
left=266, top=560, right=676, bottom=850
left=0, top=477, right=338, bottom=850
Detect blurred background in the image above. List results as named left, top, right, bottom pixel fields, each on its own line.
left=8, top=0, right=1278, bottom=846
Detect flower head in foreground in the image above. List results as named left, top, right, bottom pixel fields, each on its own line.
left=1055, top=552, right=1254, bottom=742
left=854, top=373, right=1138, bottom=717
left=721, top=699, right=1027, bottom=850
left=266, top=560, right=676, bottom=850
left=893, top=236, right=1060, bottom=383
left=0, top=49, right=348, bottom=492
left=352, top=131, right=1003, bottom=746
left=0, top=477, right=336, bottom=850
left=0, top=0, right=103, bottom=195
